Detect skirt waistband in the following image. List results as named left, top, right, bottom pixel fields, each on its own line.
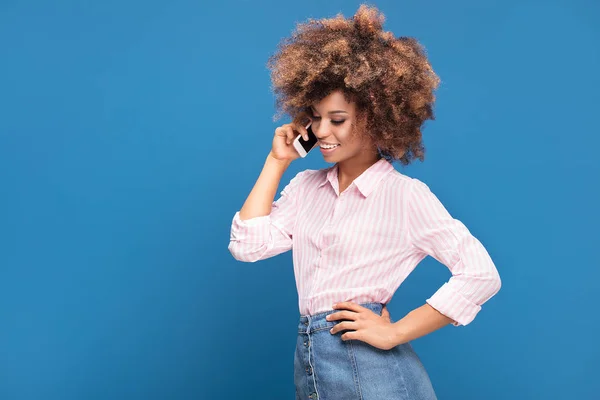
left=297, top=302, right=384, bottom=334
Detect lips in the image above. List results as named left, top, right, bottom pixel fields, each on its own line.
left=320, top=144, right=340, bottom=154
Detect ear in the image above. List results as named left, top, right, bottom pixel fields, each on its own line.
left=293, top=108, right=312, bottom=126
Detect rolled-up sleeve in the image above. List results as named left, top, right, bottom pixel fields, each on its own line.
left=407, top=179, right=501, bottom=326
left=228, top=170, right=310, bottom=262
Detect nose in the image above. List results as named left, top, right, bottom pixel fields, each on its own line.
left=312, top=122, right=331, bottom=141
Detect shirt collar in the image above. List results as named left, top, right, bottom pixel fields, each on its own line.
left=318, top=158, right=394, bottom=197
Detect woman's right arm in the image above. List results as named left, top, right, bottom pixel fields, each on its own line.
left=228, top=119, right=312, bottom=262
left=238, top=152, right=292, bottom=221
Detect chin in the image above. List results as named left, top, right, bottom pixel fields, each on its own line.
left=323, top=153, right=342, bottom=162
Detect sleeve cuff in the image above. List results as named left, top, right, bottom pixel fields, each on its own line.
left=232, top=211, right=270, bottom=226
left=230, top=211, right=271, bottom=243
left=426, top=282, right=482, bottom=326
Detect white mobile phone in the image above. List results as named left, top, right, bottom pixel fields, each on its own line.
left=293, top=121, right=318, bottom=158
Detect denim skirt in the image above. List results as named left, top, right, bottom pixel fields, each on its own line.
left=294, top=302, right=437, bottom=400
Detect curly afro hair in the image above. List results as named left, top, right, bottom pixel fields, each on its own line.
left=266, top=4, right=440, bottom=165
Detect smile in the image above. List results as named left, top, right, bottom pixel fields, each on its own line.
left=320, top=144, right=340, bottom=154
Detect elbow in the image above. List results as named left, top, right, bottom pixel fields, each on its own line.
left=488, top=275, right=502, bottom=301
left=228, top=240, right=264, bottom=263
left=482, top=264, right=502, bottom=301
left=493, top=271, right=502, bottom=294
left=228, top=241, right=250, bottom=262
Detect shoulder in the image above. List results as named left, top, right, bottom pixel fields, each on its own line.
left=381, top=170, right=441, bottom=210
left=384, top=168, right=430, bottom=193
left=290, top=167, right=323, bottom=184
left=282, top=167, right=324, bottom=192
left=293, top=163, right=338, bottom=183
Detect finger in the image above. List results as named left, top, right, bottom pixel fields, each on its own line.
left=299, top=123, right=310, bottom=141
left=285, top=126, right=296, bottom=145
left=341, top=331, right=361, bottom=341
left=289, top=123, right=307, bottom=141
left=326, top=311, right=355, bottom=322
left=330, top=321, right=358, bottom=335
left=333, top=302, right=365, bottom=313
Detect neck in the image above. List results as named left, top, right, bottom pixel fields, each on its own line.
left=337, top=152, right=382, bottom=184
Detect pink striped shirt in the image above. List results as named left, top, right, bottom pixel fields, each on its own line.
left=228, top=158, right=501, bottom=326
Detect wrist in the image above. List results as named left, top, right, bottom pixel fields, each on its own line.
left=391, top=320, right=408, bottom=346
left=267, top=152, right=292, bottom=169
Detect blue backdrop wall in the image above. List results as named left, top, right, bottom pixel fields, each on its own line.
left=1, top=1, right=598, bottom=399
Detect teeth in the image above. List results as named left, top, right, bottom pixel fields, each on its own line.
left=320, top=144, right=339, bottom=149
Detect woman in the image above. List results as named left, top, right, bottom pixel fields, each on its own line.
left=228, top=4, right=501, bottom=399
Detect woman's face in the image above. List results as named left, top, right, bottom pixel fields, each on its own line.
left=309, top=89, right=376, bottom=163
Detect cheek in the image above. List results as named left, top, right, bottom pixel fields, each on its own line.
left=338, top=125, right=357, bottom=143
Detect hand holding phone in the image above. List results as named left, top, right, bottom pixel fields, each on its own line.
left=292, top=121, right=318, bottom=158
left=270, top=120, right=316, bottom=163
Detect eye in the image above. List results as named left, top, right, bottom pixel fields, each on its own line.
left=310, top=116, right=345, bottom=125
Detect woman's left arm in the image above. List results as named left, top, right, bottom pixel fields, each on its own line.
left=394, top=179, right=502, bottom=343
left=391, top=303, right=455, bottom=346
left=328, top=179, right=501, bottom=349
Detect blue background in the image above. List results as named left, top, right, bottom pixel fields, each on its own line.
left=1, top=1, right=598, bottom=399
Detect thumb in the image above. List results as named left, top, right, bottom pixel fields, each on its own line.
left=381, top=305, right=391, bottom=321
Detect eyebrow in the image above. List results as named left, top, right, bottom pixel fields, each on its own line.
left=310, top=106, right=348, bottom=115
